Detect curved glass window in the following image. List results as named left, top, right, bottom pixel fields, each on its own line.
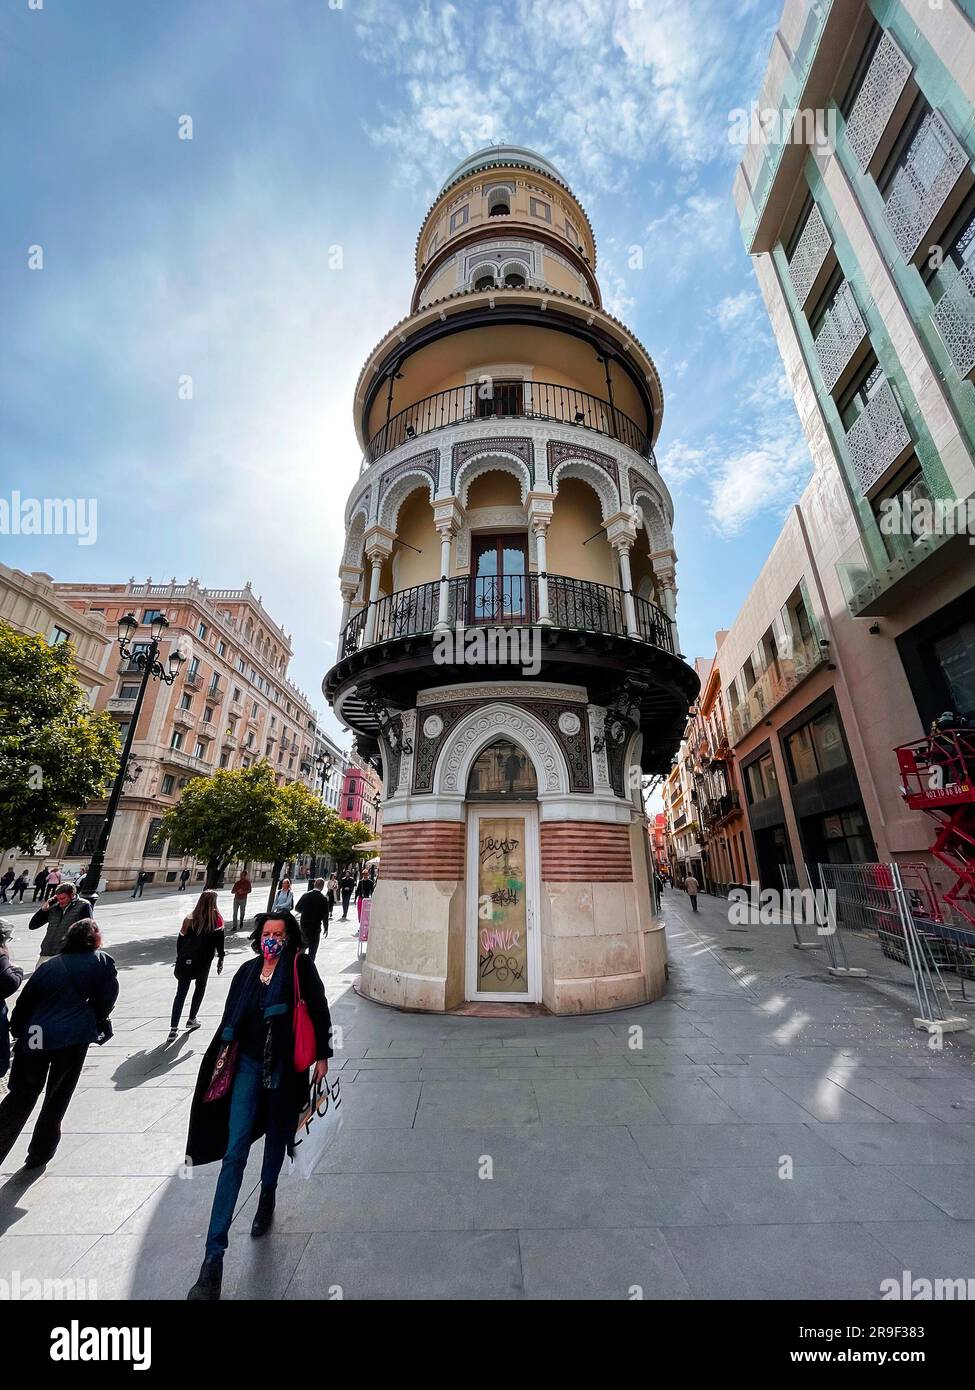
left=466, top=740, right=537, bottom=799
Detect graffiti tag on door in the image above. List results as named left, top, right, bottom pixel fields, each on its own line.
left=477, top=818, right=528, bottom=993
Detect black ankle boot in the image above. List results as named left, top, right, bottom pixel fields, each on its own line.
left=187, top=1258, right=222, bottom=1301
left=250, top=1185, right=276, bottom=1238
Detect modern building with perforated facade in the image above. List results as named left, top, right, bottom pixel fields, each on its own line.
left=324, top=144, right=698, bottom=1014
left=730, top=0, right=975, bottom=889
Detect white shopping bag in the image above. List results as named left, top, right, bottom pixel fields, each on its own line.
left=290, top=1073, right=344, bottom=1178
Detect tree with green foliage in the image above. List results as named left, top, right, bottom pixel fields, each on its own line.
left=260, top=780, right=344, bottom=911
left=159, top=761, right=282, bottom=888
left=321, top=815, right=373, bottom=874
left=0, top=622, right=121, bottom=853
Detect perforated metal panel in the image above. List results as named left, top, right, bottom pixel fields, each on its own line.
left=884, top=111, right=968, bottom=261
left=814, top=280, right=867, bottom=393
left=846, top=30, right=912, bottom=173
left=845, top=381, right=912, bottom=494
left=787, top=202, right=832, bottom=304
left=932, top=259, right=975, bottom=380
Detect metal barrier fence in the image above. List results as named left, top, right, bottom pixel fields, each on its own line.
left=818, top=861, right=968, bottom=1031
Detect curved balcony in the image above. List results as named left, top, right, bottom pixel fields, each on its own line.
left=365, top=382, right=656, bottom=466
left=339, top=575, right=674, bottom=660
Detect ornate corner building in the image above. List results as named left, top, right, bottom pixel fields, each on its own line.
left=324, top=145, right=698, bottom=1014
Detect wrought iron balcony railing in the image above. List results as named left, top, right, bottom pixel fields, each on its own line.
left=365, top=381, right=656, bottom=465
left=338, top=574, right=675, bottom=660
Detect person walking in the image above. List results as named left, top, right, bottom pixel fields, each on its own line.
left=0, top=869, right=14, bottom=904
left=168, top=889, right=225, bottom=1040
left=44, top=866, right=62, bottom=901
left=0, top=920, right=24, bottom=1085
left=132, top=870, right=149, bottom=900
left=11, top=872, right=29, bottom=904
left=0, top=920, right=118, bottom=1170
left=294, top=879, right=329, bottom=961
left=184, top=910, right=333, bottom=1301
left=339, top=870, right=355, bottom=922
left=273, top=878, right=294, bottom=913
left=32, top=868, right=48, bottom=903
left=29, top=884, right=93, bottom=966
left=230, top=871, right=251, bottom=933
left=178, top=867, right=191, bottom=893
left=326, top=873, right=339, bottom=922
left=684, top=872, right=700, bottom=913
left=354, top=867, right=374, bottom=933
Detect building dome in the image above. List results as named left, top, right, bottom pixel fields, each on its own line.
left=438, top=144, right=567, bottom=195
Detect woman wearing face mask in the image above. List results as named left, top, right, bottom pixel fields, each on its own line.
left=184, top=910, right=333, bottom=1301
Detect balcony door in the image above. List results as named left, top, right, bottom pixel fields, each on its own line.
left=475, top=378, right=523, bottom=420
left=471, top=533, right=530, bottom=624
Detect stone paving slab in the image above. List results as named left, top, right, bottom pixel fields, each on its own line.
left=1, top=885, right=974, bottom=1299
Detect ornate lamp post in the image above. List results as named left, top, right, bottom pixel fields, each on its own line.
left=80, top=612, right=186, bottom=896
left=316, top=750, right=334, bottom=803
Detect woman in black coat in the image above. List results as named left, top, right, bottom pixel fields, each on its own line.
left=185, top=910, right=333, bottom=1301
left=0, top=920, right=117, bottom=1169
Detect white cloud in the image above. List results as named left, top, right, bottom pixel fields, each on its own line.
left=714, top=290, right=758, bottom=328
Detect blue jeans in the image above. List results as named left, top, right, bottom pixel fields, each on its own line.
left=204, top=1053, right=291, bottom=1261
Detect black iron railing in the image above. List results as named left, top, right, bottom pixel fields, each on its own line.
left=339, top=574, right=675, bottom=659
left=365, top=381, right=656, bottom=465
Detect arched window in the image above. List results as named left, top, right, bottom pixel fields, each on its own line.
left=487, top=187, right=511, bottom=217
left=503, top=271, right=525, bottom=288
left=474, top=272, right=496, bottom=292
left=466, top=740, right=537, bottom=799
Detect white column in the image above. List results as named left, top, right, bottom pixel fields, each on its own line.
left=363, top=553, right=384, bottom=646
left=436, top=527, right=453, bottom=630
left=533, top=521, right=551, bottom=624
left=615, top=542, right=638, bottom=637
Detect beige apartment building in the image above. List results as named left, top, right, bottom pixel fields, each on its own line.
left=51, top=578, right=324, bottom=890
left=724, top=0, right=975, bottom=894
left=0, top=562, right=113, bottom=702
left=0, top=564, right=115, bottom=884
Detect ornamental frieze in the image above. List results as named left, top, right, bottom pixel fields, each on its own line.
left=378, top=450, right=439, bottom=501
left=451, top=436, right=533, bottom=492
left=546, top=439, right=619, bottom=487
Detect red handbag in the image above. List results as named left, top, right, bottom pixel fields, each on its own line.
left=293, top=955, right=317, bottom=1072
left=203, top=1041, right=239, bottom=1102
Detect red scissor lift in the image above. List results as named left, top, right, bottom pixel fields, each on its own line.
left=896, top=729, right=975, bottom=937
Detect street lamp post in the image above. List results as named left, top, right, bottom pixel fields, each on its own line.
left=80, top=613, right=186, bottom=897
left=312, top=751, right=334, bottom=877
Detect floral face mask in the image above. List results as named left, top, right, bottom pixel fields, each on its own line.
left=261, top=936, right=284, bottom=960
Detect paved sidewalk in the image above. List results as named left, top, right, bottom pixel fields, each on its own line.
left=1, top=886, right=974, bottom=1300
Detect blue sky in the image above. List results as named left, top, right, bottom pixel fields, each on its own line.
left=1, top=0, right=809, bottom=744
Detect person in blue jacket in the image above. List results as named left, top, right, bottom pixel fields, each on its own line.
left=0, top=919, right=118, bottom=1170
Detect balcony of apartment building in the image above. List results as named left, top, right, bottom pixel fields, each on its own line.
left=364, top=381, right=657, bottom=468
left=839, top=360, right=913, bottom=497
left=339, top=574, right=675, bottom=661
left=106, top=695, right=137, bottom=715
left=183, top=669, right=203, bottom=691
left=160, top=745, right=211, bottom=775
left=172, top=706, right=196, bottom=730
left=206, top=678, right=223, bottom=701
left=198, top=719, right=218, bottom=741
left=221, top=731, right=238, bottom=751
left=729, top=634, right=828, bottom=745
